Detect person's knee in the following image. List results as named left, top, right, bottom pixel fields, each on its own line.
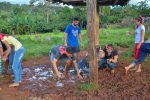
left=101, top=58, right=107, bottom=63
left=98, top=59, right=107, bottom=69
left=99, top=63, right=107, bottom=69
left=109, top=63, right=116, bottom=69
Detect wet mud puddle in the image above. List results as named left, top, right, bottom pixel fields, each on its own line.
left=20, top=65, right=78, bottom=95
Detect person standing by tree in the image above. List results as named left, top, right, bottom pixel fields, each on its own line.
left=64, top=18, right=84, bottom=57
left=64, top=18, right=84, bottom=75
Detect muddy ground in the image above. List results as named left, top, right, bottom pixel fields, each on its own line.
left=0, top=50, right=150, bottom=100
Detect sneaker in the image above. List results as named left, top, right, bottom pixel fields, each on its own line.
left=9, top=83, right=19, bottom=88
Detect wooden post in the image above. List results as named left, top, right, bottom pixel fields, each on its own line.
left=96, top=5, right=100, bottom=46
left=87, top=0, right=99, bottom=86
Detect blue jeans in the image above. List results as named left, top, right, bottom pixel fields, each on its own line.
left=0, top=57, right=2, bottom=75
left=133, top=43, right=150, bottom=65
left=7, top=48, right=15, bottom=74
left=99, top=58, right=116, bottom=70
left=78, top=58, right=90, bottom=77
left=12, top=47, right=25, bottom=83
left=9, top=48, right=15, bottom=66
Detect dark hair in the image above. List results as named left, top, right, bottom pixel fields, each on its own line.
left=73, top=18, right=79, bottom=21
left=66, top=46, right=74, bottom=54
left=135, top=16, right=144, bottom=24
left=106, top=44, right=114, bottom=49
left=135, top=17, right=142, bottom=23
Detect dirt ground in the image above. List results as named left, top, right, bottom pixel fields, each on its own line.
left=0, top=49, right=150, bottom=100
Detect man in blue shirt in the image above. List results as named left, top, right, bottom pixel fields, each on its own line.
left=64, top=18, right=84, bottom=56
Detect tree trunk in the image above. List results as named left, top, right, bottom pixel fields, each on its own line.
left=96, top=6, right=100, bottom=46
left=87, top=0, right=99, bottom=86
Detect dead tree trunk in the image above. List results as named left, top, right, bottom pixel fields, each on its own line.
left=87, top=0, right=99, bottom=86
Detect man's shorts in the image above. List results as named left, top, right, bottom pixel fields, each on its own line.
left=71, top=46, right=80, bottom=59
left=72, top=46, right=80, bottom=53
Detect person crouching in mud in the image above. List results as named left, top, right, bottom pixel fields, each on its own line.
left=125, top=39, right=150, bottom=74
left=99, top=44, right=118, bottom=74
left=77, top=44, right=118, bottom=79
left=49, top=45, right=83, bottom=80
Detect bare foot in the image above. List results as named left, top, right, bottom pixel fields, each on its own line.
left=125, top=66, right=129, bottom=74
left=111, top=70, right=115, bottom=75
left=0, top=88, right=2, bottom=91
left=136, top=69, right=141, bottom=73
left=9, top=83, right=19, bottom=88
left=130, top=66, right=138, bottom=71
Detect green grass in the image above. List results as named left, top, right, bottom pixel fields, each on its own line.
left=17, top=32, right=64, bottom=60
left=78, top=83, right=96, bottom=91
left=16, top=26, right=150, bottom=60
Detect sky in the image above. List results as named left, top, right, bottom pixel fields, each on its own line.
left=0, top=0, right=150, bottom=5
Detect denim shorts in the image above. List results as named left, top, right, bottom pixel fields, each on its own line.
left=133, top=43, right=150, bottom=64
left=72, top=46, right=80, bottom=53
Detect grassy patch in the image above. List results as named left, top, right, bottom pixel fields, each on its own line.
left=15, top=26, right=150, bottom=60
left=78, top=83, right=100, bottom=91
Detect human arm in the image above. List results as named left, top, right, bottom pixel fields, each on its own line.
left=2, top=41, right=11, bottom=61
left=52, top=59, right=61, bottom=77
left=137, top=27, right=145, bottom=49
left=0, top=42, right=4, bottom=56
left=99, top=50, right=105, bottom=59
left=64, top=33, right=68, bottom=46
left=73, top=60, right=83, bottom=80
left=0, top=48, right=3, bottom=56
left=108, top=55, right=118, bottom=63
left=78, top=34, right=84, bottom=48
left=64, top=25, right=70, bottom=46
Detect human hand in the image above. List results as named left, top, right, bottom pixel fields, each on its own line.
left=64, top=43, right=68, bottom=46
left=137, top=43, right=141, bottom=49
left=107, top=59, right=111, bottom=64
left=77, top=73, right=83, bottom=80
left=82, top=73, right=87, bottom=80
left=81, top=43, right=84, bottom=48
left=2, top=56, right=7, bottom=62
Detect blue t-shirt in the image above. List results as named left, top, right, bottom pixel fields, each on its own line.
left=65, top=24, right=81, bottom=47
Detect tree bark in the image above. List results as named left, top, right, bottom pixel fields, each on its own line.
left=96, top=5, right=100, bottom=46
left=87, top=0, right=99, bottom=86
